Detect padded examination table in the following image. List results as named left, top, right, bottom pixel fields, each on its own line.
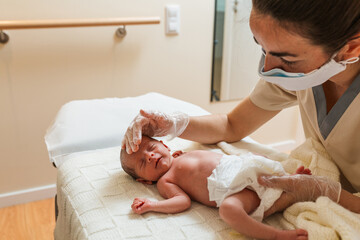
left=47, top=93, right=254, bottom=239
left=55, top=144, right=249, bottom=240
left=48, top=93, right=360, bottom=240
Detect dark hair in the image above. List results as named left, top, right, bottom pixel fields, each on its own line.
left=252, top=0, right=360, bottom=55
left=120, top=149, right=139, bottom=179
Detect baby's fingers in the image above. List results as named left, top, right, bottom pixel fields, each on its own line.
left=295, top=229, right=308, bottom=240
left=131, top=201, right=144, bottom=212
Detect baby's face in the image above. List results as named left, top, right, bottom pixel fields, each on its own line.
left=126, top=136, right=173, bottom=181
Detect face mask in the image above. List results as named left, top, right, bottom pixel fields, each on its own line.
left=258, top=53, right=359, bottom=91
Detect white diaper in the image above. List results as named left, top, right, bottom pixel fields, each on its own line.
left=207, top=153, right=286, bottom=221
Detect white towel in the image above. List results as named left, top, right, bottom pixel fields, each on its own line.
left=217, top=138, right=360, bottom=240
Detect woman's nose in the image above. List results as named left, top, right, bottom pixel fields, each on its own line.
left=263, top=54, right=282, bottom=72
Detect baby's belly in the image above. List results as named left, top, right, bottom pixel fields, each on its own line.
left=178, top=175, right=217, bottom=207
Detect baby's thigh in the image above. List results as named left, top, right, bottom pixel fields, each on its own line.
left=221, top=188, right=260, bottom=214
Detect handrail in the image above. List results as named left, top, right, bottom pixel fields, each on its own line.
left=0, top=17, right=161, bottom=44
left=0, top=17, right=160, bottom=29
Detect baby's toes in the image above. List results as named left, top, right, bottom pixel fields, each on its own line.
left=296, top=228, right=308, bottom=237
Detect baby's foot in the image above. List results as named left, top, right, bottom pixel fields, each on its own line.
left=294, top=166, right=311, bottom=175
left=276, top=229, right=308, bottom=240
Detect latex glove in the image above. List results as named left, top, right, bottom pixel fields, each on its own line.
left=258, top=174, right=341, bottom=203
left=122, top=109, right=189, bottom=154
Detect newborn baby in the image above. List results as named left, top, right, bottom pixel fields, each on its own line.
left=120, top=136, right=309, bottom=240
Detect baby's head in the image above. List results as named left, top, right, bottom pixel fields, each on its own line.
left=120, top=135, right=173, bottom=183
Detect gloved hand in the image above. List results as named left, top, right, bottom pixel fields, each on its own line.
left=122, top=109, right=189, bottom=154
left=258, top=174, right=341, bottom=203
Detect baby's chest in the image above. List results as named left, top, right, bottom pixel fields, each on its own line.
left=173, top=160, right=197, bottom=177
left=173, top=160, right=212, bottom=185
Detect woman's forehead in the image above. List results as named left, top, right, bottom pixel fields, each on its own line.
left=249, top=10, right=318, bottom=55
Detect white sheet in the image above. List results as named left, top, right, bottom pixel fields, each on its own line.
left=55, top=137, right=360, bottom=240
left=55, top=141, right=251, bottom=240
left=45, top=93, right=211, bottom=167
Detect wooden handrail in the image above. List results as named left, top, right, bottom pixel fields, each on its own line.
left=0, top=17, right=160, bottom=29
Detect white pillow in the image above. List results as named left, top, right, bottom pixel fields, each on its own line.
left=45, top=92, right=210, bottom=166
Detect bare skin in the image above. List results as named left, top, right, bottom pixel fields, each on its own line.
left=122, top=136, right=309, bottom=240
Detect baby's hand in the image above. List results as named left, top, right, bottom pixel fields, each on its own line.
left=131, top=198, right=152, bottom=214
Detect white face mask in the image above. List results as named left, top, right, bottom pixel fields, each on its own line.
left=258, top=53, right=359, bottom=91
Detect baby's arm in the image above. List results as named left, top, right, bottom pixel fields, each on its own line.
left=132, top=179, right=191, bottom=214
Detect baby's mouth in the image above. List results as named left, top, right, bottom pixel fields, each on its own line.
left=155, top=157, right=162, bottom=168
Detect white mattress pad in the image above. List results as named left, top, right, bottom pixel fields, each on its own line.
left=55, top=136, right=360, bottom=240
left=55, top=143, right=248, bottom=240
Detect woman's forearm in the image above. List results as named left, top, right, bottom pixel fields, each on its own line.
left=338, top=189, right=360, bottom=213
left=179, top=114, right=231, bottom=144
left=179, top=97, right=280, bottom=144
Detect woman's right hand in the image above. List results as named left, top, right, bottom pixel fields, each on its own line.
left=121, top=109, right=189, bottom=154
left=258, top=174, right=341, bottom=203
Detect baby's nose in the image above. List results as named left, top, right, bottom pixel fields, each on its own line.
left=146, top=152, right=155, bottom=162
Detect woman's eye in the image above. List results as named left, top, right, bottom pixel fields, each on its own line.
left=280, top=58, right=297, bottom=66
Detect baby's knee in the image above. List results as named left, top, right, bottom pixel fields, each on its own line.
left=219, top=197, right=245, bottom=220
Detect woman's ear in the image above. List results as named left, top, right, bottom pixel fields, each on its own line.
left=339, top=34, right=360, bottom=61
left=136, top=178, right=154, bottom=185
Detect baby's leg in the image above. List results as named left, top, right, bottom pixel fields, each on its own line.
left=264, top=192, right=296, bottom=218
left=219, top=189, right=308, bottom=240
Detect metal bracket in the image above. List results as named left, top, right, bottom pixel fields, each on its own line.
left=0, top=30, right=9, bottom=44
left=115, top=26, right=127, bottom=38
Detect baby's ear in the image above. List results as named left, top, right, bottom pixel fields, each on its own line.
left=172, top=150, right=183, bottom=158
left=160, top=140, right=171, bottom=151
left=136, top=178, right=154, bottom=185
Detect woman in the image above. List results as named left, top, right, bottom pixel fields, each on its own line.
left=122, top=0, right=360, bottom=214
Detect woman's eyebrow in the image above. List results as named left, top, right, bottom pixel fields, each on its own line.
left=269, top=51, right=298, bottom=58
left=253, top=36, right=298, bottom=58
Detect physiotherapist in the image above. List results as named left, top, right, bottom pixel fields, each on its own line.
left=122, top=0, right=360, bottom=214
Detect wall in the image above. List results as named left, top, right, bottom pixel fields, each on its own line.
left=0, top=0, right=300, bottom=202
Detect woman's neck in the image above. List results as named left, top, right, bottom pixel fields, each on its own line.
left=323, top=62, right=360, bottom=113
left=329, top=61, right=360, bottom=88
